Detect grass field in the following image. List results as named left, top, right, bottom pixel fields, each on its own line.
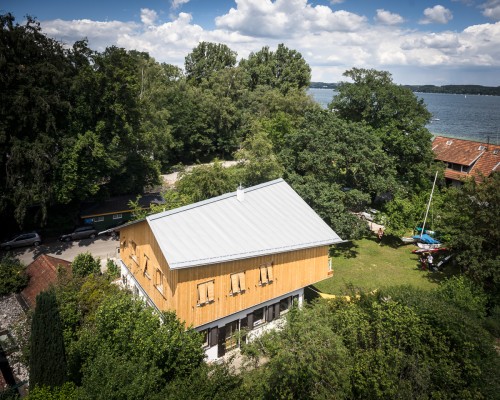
left=313, top=235, right=455, bottom=295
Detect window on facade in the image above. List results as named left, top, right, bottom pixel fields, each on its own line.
left=253, top=307, right=265, bottom=327
left=279, top=297, right=292, bottom=315
left=143, top=259, right=150, bottom=279
left=113, top=213, right=122, bottom=220
left=93, top=216, right=104, bottom=222
left=197, top=280, right=215, bottom=305
left=478, top=145, right=486, bottom=151
left=131, top=241, right=137, bottom=253
left=155, top=268, right=164, bottom=294
left=230, top=272, right=246, bottom=295
left=259, top=263, right=273, bottom=285
left=225, top=320, right=239, bottom=350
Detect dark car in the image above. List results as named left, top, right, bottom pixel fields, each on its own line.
left=0, top=232, right=42, bottom=251
left=59, top=226, right=98, bottom=242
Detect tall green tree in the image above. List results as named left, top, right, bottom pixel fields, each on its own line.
left=438, top=174, right=500, bottom=297
left=280, top=110, right=396, bottom=238
left=72, top=293, right=204, bottom=399
left=0, top=14, right=77, bottom=225
left=185, top=42, right=237, bottom=84
left=330, top=68, right=434, bottom=191
left=240, top=43, right=311, bottom=94
left=29, top=290, right=68, bottom=388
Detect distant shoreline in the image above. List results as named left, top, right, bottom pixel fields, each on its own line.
left=310, top=82, right=500, bottom=96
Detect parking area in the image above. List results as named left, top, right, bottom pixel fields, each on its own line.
left=8, top=235, right=120, bottom=267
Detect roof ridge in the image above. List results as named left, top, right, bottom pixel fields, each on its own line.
left=148, top=178, right=284, bottom=222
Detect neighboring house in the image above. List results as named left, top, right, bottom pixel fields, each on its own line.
left=80, top=193, right=164, bottom=231
left=19, top=254, right=72, bottom=309
left=118, top=179, right=343, bottom=360
left=432, top=136, right=500, bottom=186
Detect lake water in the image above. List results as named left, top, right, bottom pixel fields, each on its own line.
left=308, top=88, right=500, bottom=144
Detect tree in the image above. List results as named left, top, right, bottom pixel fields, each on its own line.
left=185, top=42, right=237, bottom=84
left=330, top=68, right=434, bottom=191
left=0, top=255, right=28, bottom=295
left=438, top=174, right=500, bottom=297
left=176, top=161, right=238, bottom=203
left=234, top=130, right=284, bottom=187
left=242, top=287, right=499, bottom=399
left=71, top=252, right=100, bottom=277
left=72, top=293, right=204, bottom=398
left=240, top=44, right=311, bottom=94
left=0, top=14, right=77, bottom=225
left=29, top=290, right=68, bottom=388
left=279, top=110, right=397, bottom=239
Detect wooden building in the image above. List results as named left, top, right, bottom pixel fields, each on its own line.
left=80, top=193, right=164, bottom=231
left=118, top=179, right=343, bottom=359
left=432, top=136, right=500, bottom=186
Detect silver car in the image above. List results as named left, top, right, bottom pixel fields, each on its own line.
left=0, top=232, right=42, bottom=251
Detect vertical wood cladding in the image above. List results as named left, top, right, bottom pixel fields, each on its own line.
left=120, top=222, right=330, bottom=327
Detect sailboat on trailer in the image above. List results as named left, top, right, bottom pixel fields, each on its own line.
left=413, top=171, right=442, bottom=249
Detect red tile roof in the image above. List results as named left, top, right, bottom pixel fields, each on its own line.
left=432, top=136, right=500, bottom=183
left=20, top=255, right=71, bottom=308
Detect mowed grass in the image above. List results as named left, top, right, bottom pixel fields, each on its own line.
left=313, top=236, right=453, bottom=295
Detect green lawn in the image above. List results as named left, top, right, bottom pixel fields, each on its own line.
left=313, top=236, right=454, bottom=295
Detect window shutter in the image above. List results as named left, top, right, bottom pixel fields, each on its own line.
left=231, top=274, right=239, bottom=294
left=198, top=283, right=207, bottom=304
left=207, top=280, right=215, bottom=302
left=266, top=306, right=274, bottom=322
left=217, top=326, right=226, bottom=357
left=267, top=264, right=273, bottom=282
left=260, top=266, right=267, bottom=284
left=209, top=326, right=218, bottom=347
left=239, top=272, right=246, bottom=291
left=247, top=312, right=254, bottom=329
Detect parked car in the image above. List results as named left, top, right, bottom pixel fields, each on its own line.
left=0, top=232, right=42, bottom=251
left=59, top=226, right=98, bottom=242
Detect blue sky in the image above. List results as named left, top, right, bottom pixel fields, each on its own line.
left=3, top=0, right=500, bottom=85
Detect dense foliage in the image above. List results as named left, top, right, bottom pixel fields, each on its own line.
left=240, top=280, right=499, bottom=399
left=71, top=252, right=100, bottom=277
left=29, top=290, right=68, bottom=389
left=0, top=254, right=28, bottom=295
left=437, top=174, right=500, bottom=298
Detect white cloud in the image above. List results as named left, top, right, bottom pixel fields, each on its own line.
left=481, top=0, right=500, bottom=20
left=214, top=0, right=366, bottom=38
left=140, top=8, right=158, bottom=26
left=330, top=0, right=345, bottom=4
left=36, top=3, right=500, bottom=85
left=172, top=0, right=190, bottom=10
left=374, top=9, right=405, bottom=25
left=419, top=5, right=453, bottom=24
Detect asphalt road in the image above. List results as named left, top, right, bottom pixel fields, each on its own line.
left=10, top=235, right=120, bottom=267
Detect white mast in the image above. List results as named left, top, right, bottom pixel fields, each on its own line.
left=421, top=171, right=438, bottom=238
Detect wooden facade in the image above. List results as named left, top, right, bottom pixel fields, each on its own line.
left=119, top=220, right=330, bottom=327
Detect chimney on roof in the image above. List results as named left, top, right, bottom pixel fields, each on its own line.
left=237, top=184, right=245, bottom=202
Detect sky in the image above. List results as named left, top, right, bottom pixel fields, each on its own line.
left=3, top=0, right=500, bottom=85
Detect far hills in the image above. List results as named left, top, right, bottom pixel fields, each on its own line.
left=310, top=82, right=500, bottom=96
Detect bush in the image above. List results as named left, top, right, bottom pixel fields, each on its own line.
left=105, top=259, right=119, bottom=279
left=71, top=252, right=100, bottom=277
left=0, top=255, right=28, bottom=295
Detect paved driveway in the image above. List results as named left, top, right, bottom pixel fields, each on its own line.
left=10, top=235, right=120, bottom=266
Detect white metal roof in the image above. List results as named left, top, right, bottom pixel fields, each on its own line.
left=147, top=179, right=343, bottom=269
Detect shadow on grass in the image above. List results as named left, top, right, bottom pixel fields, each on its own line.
left=330, top=241, right=359, bottom=259
left=422, top=261, right=460, bottom=284
left=305, top=285, right=321, bottom=303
